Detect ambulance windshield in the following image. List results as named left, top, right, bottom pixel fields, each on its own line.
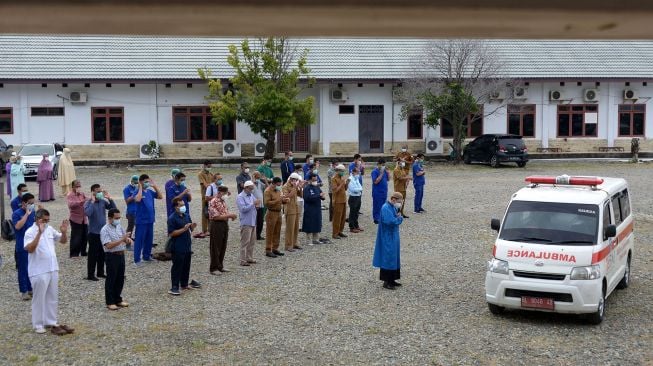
left=499, top=201, right=599, bottom=245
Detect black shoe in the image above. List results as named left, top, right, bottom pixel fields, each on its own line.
left=189, top=280, right=202, bottom=289
left=97, top=274, right=106, bottom=278
left=152, top=243, right=158, bottom=247
left=382, top=282, right=396, bottom=290
left=374, top=220, right=379, bottom=224
left=265, top=252, right=277, bottom=258
left=272, top=250, right=285, bottom=256
left=391, top=281, right=402, bottom=287
left=257, top=237, right=265, bottom=240
left=402, top=215, right=409, bottom=219
left=86, top=276, right=99, bottom=281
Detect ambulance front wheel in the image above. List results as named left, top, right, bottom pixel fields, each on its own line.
left=587, top=287, right=606, bottom=325
left=487, top=302, right=505, bottom=315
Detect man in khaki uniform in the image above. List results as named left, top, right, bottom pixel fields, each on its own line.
left=393, top=161, right=412, bottom=218
left=264, top=177, right=284, bottom=258
left=331, top=164, right=349, bottom=239
left=394, top=145, right=414, bottom=172
left=197, top=160, right=213, bottom=238
left=282, top=173, right=303, bottom=252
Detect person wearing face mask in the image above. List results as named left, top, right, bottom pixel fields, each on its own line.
left=412, top=153, right=426, bottom=214
left=256, top=156, right=274, bottom=183
left=280, top=150, right=295, bottom=183
left=347, top=167, right=364, bottom=233
left=164, top=168, right=182, bottom=195
left=302, top=154, right=314, bottom=178
left=205, top=173, right=223, bottom=199
left=302, top=173, right=326, bottom=245
left=167, top=198, right=201, bottom=295
left=208, top=186, right=237, bottom=274
left=197, top=160, right=213, bottom=239
left=236, top=162, right=252, bottom=194
left=133, top=174, right=163, bottom=267
left=252, top=171, right=267, bottom=240
left=11, top=183, right=29, bottom=212
left=264, top=177, right=284, bottom=257
left=371, top=159, right=390, bottom=225
left=12, top=192, right=37, bottom=300
left=282, top=173, right=303, bottom=251
left=122, top=175, right=140, bottom=246
left=348, top=154, right=365, bottom=186
left=331, top=164, right=349, bottom=240
left=372, top=192, right=405, bottom=290
left=10, top=155, right=26, bottom=200
left=392, top=160, right=412, bottom=219
left=37, top=153, right=55, bottom=202
left=236, top=181, right=260, bottom=266
left=394, top=145, right=414, bottom=171
left=84, top=184, right=116, bottom=281
left=166, top=172, right=192, bottom=225
left=67, top=180, right=88, bottom=257
left=100, top=208, right=132, bottom=310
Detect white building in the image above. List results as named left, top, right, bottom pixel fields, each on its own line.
left=0, top=36, right=652, bottom=159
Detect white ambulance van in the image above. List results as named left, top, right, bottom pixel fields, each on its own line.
left=485, top=175, right=634, bottom=324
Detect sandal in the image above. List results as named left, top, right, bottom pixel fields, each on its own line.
left=107, top=304, right=119, bottom=311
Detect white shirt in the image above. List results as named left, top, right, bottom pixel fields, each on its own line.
left=24, top=223, right=62, bottom=277
left=205, top=183, right=219, bottom=198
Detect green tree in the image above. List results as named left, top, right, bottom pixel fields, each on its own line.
left=200, top=37, right=315, bottom=158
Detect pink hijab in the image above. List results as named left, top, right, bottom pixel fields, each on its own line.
left=37, top=153, right=53, bottom=181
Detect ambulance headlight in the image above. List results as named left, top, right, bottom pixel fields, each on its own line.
left=570, top=265, right=601, bottom=280
left=487, top=258, right=509, bottom=275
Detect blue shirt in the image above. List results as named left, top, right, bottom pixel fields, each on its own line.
left=123, top=184, right=138, bottom=215
left=167, top=211, right=192, bottom=253
left=236, top=191, right=257, bottom=227
left=133, top=188, right=157, bottom=225
left=84, top=198, right=117, bottom=234
left=348, top=162, right=364, bottom=185
left=12, top=208, right=35, bottom=251
left=280, top=159, right=295, bottom=183
left=412, top=161, right=425, bottom=187
left=10, top=196, right=22, bottom=212
left=302, top=163, right=312, bottom=178
left=371, top=168, right=389, bottom=195
left=165, top=182, right=190, bottom=218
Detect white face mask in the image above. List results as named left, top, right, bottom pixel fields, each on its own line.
left=244, top=168, right=250, bottom=174
left=401, top=148, right=407, bottom=152
left=393, top=202, right=402, bottom=209
left=220, top=195, right=226, bottom=201
left=311, top=181, right=318, bottom=186
left=399, top=162, right=405, bottom=167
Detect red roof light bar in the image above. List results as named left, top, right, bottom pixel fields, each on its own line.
left=525, top=175, right=604, bottom=186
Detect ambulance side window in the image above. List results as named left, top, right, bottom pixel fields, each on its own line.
left=602, top=202, right=612, bottom=241
left=619, top=189, right=631, bottom=220
left=611, top=195, right=622, bottom=226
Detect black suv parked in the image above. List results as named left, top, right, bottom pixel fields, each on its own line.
left=463, top=134, right=528, bottom=168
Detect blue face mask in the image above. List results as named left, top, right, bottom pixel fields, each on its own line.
left=143, top=182, right=150, bottom=189
left=27, top=203, right=35, bottom=212
left=216, top=180, right=223, bottom=186
left=275, top=186, right=282, bottom=191
left=20, top=191, right=28, bottom=196
left=313, top=169, right=319, bottom=175
left=180, top=181, right=186, bottom=187
left=95, top=192, right=104, bottom=200
left=178, top=206, right=187, bottom=214
left=112, top=219, right=120, bottom=226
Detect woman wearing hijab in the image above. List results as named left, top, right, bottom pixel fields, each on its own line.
left=57, top=148, right=76, bottom=196
left=37, top=153, right=55, bottom=201
left=10, top=156, right=26, bottom=200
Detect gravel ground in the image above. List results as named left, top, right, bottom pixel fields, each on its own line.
left=0, top=160, right=651, bottom=365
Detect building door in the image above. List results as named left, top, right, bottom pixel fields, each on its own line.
left=359, top=105, right=384, bottom=153
left=278, top=125, right=311, bottom=153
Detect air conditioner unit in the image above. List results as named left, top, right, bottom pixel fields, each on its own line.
left=513, top=87, right=528, bottom=100
left=222, top=140, right=241, bottom=157
left=489, top=90, right=506, bottom=100
left=549, top=90, right=564, bottom=101
left=254, top=140, right=267, bottom=157
left=70, top=91, right=87, bottom=103
left=330, top=89, right=348, bottom=102
left=623, top=89, right=638, bottom=101
left=425, top=138, right=443, bottom=155
left=139, top=144, right=153, bottom=159
left=584, top=89, right=599, bottom=102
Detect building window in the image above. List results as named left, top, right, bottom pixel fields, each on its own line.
left=92, top=107, right=124, bottom=143
left=618, top=104, right=645, bottom=136
left=507, top=104, right=535, bottom=137
left=407, top=108, right=423, bottom=139
left=557, top=105, right=598, bottom=137
left=0, top=107, right=12, bottom=134
left=31, top=107, right=64, bottom=116
left=172, top=106, right=236, bottom=142
left=339, top=105, right=355, bottom=114
left=441, top=107, right=483, bottom=138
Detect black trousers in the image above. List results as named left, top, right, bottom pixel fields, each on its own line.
left=87, top=233, right=105, bottom=277
left=104, top=252, right=125, bottom=305
left=125, top=213, right=135, bottom=239
left=348, top=195, right=361, bottom=229
left=256, top=207, right=264, bottom=239
left=329, top=193, right=334, bottom=222
left=380, top=268, right=401, bottom=282
left=69, top=221, right=88, bottom=257
left=171, top=251, right=192, bottom=290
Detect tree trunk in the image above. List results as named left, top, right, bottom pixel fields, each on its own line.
left=264, top=133, right=276, bottom=159
left=451, top=123, right=464, bottom=164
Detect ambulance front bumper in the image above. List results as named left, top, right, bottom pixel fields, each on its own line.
left=485, top=271, right=602, bottom=314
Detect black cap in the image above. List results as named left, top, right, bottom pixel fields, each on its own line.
left=378, top=158, right=386, bottom=164
left=272, top=177, right=282, bottom=184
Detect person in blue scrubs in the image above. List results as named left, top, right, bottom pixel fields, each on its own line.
left=412, top=153, right=426, bottom=213
left=370, top=159, right=390, bottom=224
left=10, top=183, right=28, bottom=212
left=165, top=172, right=192, bottom=226
left=12, top=192, right=36, bottom=300
left=132, top=174, right=163, bottom=266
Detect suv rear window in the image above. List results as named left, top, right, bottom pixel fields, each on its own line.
left=497, top=137, right=525, bottom=148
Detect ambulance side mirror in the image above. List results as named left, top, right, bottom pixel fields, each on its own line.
left=604, top=225, right=616, bottom=239
left=490, top=218, right=501, bottom=231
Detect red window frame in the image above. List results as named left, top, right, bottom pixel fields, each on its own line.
left=618, top=104, right=645, bottom=137
left=407, top=107, right=423, bottom=139
left=91, top=107, right=124, bottom=143
left=441, top=106, right=484, bottom=138
left=507, top=104, right=535, bottom=137
left=557, top=104, right=598, bottom=137
left=172, top=106, right=236, bottom=142
left=0, top=107, right=13, bottom=134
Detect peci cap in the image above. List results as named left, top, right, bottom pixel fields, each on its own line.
left=289, top=173, right=302, bottom=180
left=335, top=164, right=346, bottom=170
left=243, top=180, right=255, bottom=188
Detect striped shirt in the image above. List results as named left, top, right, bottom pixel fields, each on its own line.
left=100, top=223, right=127, bottom=252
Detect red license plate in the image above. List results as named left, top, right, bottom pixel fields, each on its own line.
left=521, top=296, right=555, bottom=310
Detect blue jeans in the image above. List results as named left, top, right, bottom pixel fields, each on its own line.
left=134, top=223, right=153, bottom=263
left=414, top=185, right=424, bottom=212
